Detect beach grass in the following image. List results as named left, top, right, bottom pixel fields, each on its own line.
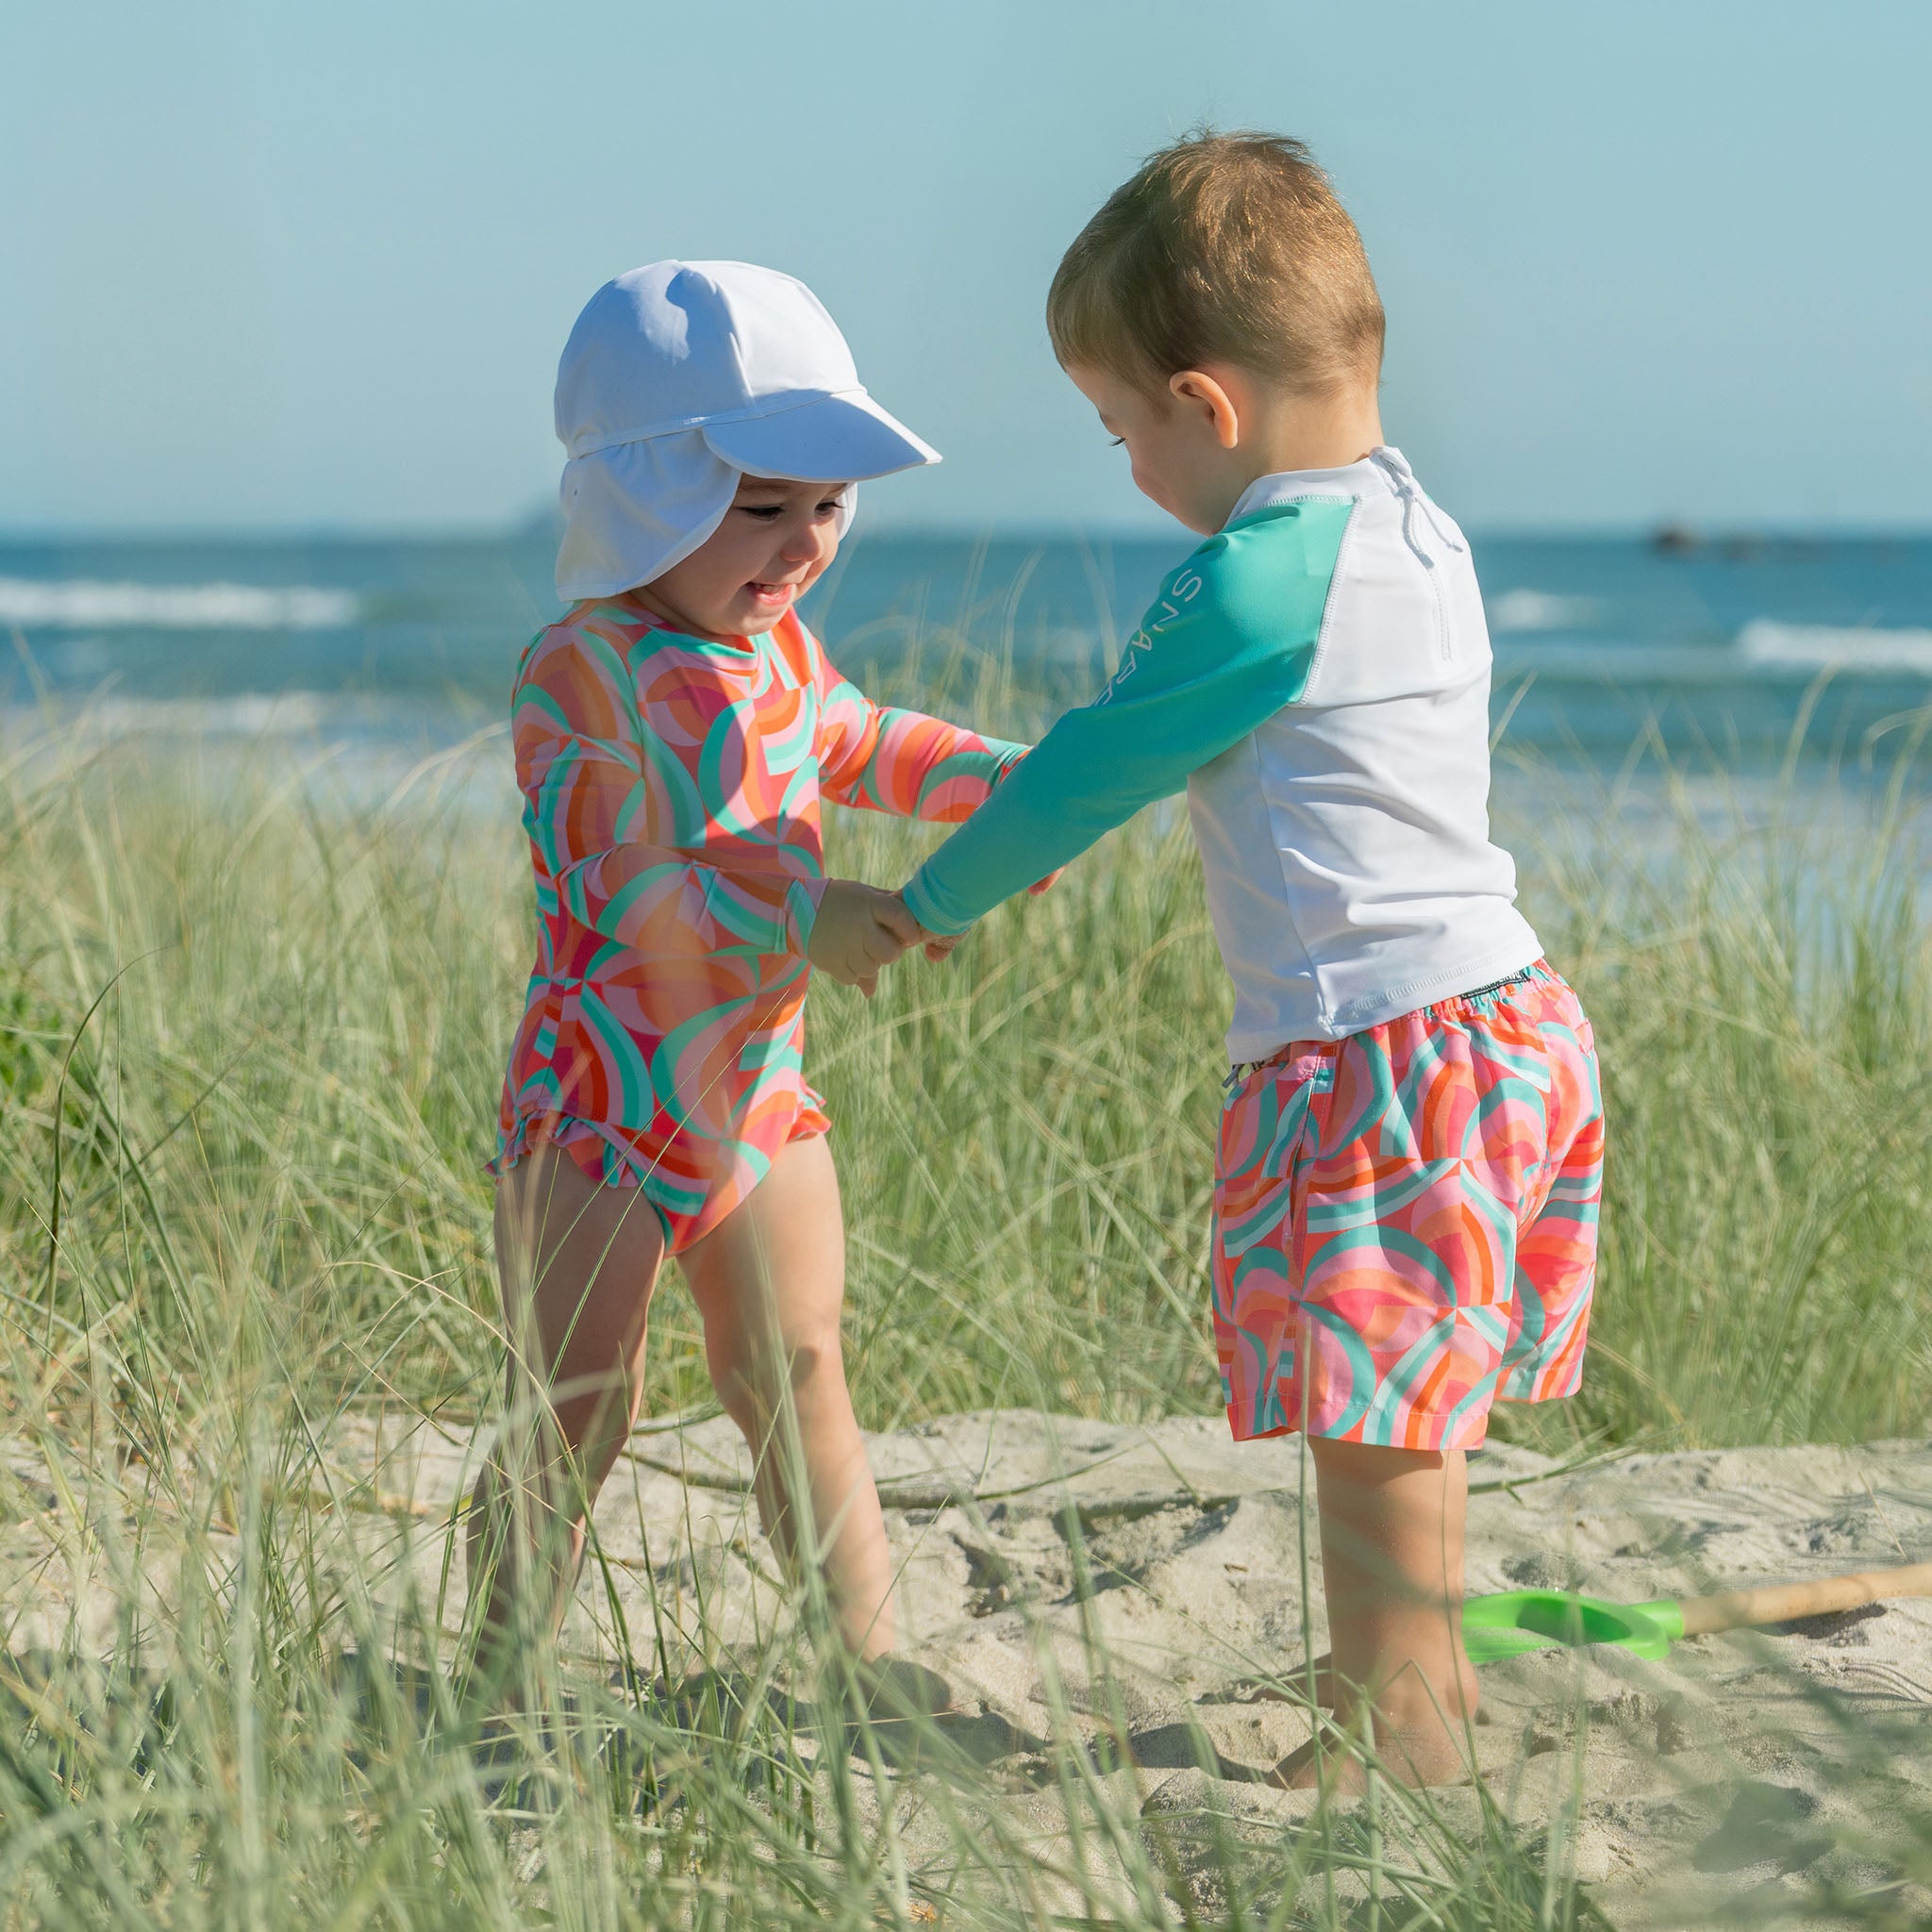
left=0, top=683, right=1929, bottom=1925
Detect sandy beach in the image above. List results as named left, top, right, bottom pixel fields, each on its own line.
left=13, top=1407, right=1924, bottom=1925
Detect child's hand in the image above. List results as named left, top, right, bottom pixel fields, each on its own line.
left=808, top=880, right=922, bottom=997
left=868, top=890, right=966, bottom=965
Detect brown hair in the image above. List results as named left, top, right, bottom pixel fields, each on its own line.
left=1046, top=130, right=1384, bottom=396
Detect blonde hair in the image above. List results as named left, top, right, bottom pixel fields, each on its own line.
left=1046, top=130, right=1384, bottom=396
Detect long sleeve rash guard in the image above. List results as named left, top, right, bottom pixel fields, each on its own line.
left=903, top=450, right=1541, bottom=1058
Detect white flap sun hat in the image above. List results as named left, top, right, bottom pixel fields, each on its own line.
left=553, top=260, right=941, bottom=601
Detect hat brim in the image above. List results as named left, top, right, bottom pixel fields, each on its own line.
left=702, top=391, right=939, bottom=482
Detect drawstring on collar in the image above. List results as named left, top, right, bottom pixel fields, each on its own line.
left=1371, top=449, right=1465, bottom=569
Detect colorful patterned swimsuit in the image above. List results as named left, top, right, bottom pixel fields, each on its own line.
left=493, top=593, right=1026, bottom=1252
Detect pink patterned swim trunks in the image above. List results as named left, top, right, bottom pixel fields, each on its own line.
left=1210, top=960, right=1604, bottom=1453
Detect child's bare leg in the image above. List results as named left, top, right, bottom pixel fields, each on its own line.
left=468, top=1150, right=666, bottom=1677
left=1277, top=1438, right=1477, bottom=1790
left=682, top=1134, right=894, bottom=1658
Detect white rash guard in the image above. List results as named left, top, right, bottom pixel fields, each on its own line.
left=903, top=447, right=1543, bottom=1059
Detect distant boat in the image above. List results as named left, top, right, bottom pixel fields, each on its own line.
left=1650, top=525, right=1825, bottom=562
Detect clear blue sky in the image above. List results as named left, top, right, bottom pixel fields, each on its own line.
left=5, top=1, right=1929, bottom=534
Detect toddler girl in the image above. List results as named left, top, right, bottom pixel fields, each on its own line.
left=473, top=260, right=1025, bottom=1681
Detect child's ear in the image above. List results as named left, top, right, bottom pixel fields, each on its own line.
left=1169, top=369, right=1241, bottom=450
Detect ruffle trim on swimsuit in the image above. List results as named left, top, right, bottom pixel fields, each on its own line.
left=489, top=1111, right=655, bottom=1191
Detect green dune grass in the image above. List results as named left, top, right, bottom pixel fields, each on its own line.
left=0, top=689, right=1927, bottom=1926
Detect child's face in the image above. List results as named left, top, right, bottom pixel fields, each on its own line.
left=1066, top=357, right=1386, bottom=537
left=639, top=475, right=849, bottom=639
left=1064, top=361, right=1249, bottom=536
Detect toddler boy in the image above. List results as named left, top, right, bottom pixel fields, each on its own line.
left=902, top=134, right=1604, bottom=1786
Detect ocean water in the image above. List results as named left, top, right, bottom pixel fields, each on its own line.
left=3, top=525, right=1930, bottom=789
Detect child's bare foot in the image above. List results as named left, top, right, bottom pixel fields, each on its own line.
left=1271, top=1731, right=1356, bottom=1792
left=1270, top=1654, right=1481, bottom=1790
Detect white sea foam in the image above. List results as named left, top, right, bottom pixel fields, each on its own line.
left=65, top=694, right=333, bottom=737
left=1487, top=589, right=1601, bottom=633
left=1492, top=641, right=1737, bottom=683
left=0, top=576, right=358, bottom=630
left=1738, top=620, right=1932, bottom=675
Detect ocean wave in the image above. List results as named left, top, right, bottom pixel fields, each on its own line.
left=50, top=695, right=333, bottom=737
left=1487, top=589, right=1601, bottom=633
left=1496, top=627, right=1932, bottom=685
left=1737, top=620, right=1932, bottom=675
left=0, top=576, right=358, bottom=630
left=1491, top=642, right=1740, bottom=683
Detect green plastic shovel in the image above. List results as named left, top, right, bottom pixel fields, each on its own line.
left=1462, top=1557, right=1932, bottom=1664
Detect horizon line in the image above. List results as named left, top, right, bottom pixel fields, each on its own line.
left=6, top=516, right=1932, bottom=549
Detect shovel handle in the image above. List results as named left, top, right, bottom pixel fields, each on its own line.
left=1674, top=1558, right=1932, bottom=1637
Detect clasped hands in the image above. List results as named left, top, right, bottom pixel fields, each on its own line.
left=805, top=880, right=958, bottom=996
left=807, top=874, right=1058, bottom=996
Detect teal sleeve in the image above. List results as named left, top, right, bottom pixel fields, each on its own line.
left=902, top=499, right=1352, bottom=936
